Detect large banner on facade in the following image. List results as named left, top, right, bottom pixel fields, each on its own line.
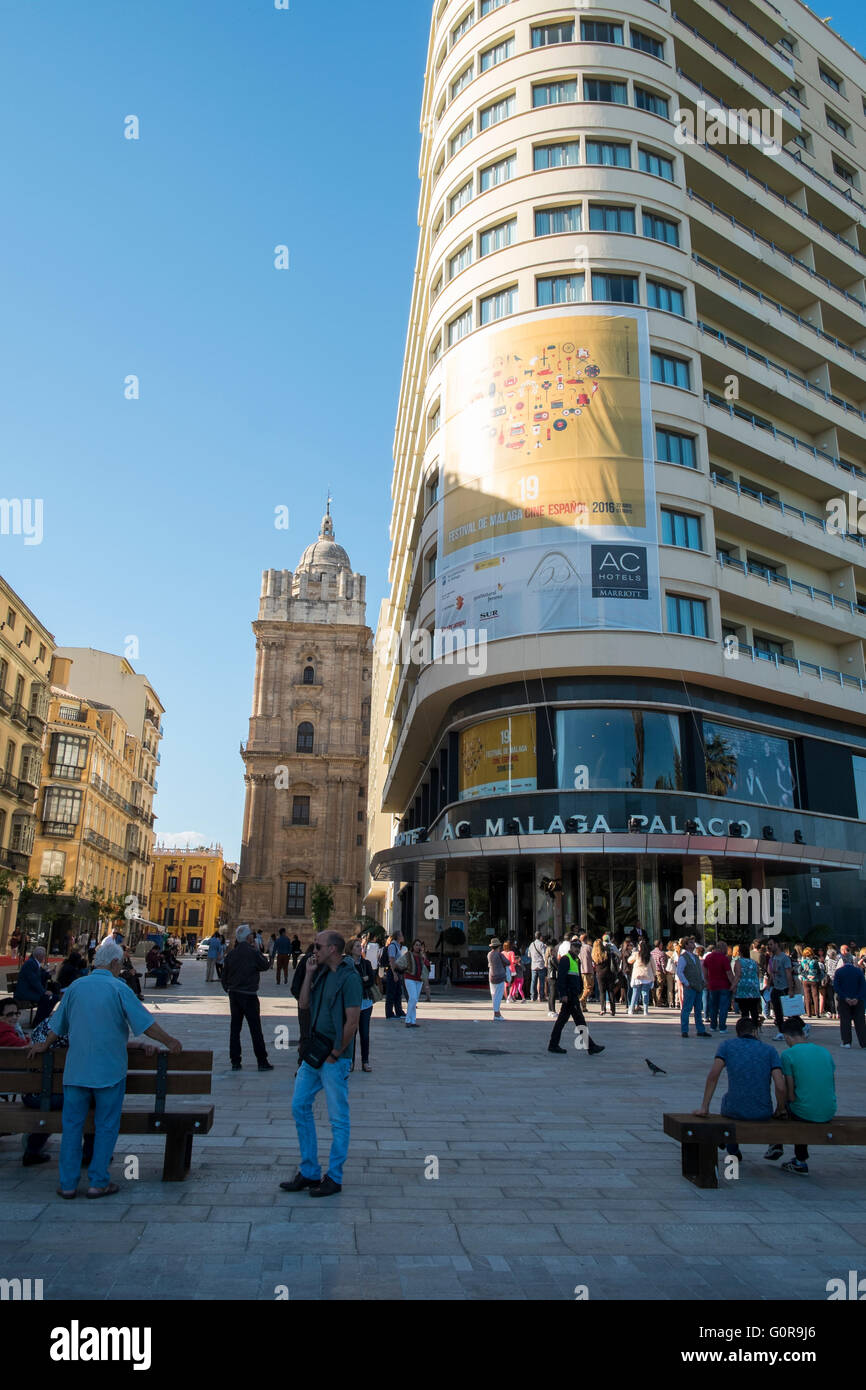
left=436, top=308, right=661, bottom=638
left=459, top=712, right=537, bottom=801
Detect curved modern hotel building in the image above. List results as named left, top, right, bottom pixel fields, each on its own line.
left=367, top=0, right=866, bottom=963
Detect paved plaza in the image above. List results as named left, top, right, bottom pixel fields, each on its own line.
left=1, top=961, right=864, bottom=1302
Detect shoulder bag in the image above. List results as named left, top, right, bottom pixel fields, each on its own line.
left=301, top=973, right=345, bottom=1070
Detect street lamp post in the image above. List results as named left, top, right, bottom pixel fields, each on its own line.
left=165, top=863, right=177, bottom=944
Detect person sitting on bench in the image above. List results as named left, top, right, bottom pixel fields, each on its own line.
left=764, top=1016, right=837, bottom=1176
left=694, top=1015, right=787, bottom=1161
left=145, top=945, right=170, bottom=988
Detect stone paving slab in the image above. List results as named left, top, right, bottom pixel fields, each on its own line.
left=2, top=958, right=864, bottom=1301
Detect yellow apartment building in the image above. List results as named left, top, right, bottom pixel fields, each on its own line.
left=150, top=845, right=233, bottom=939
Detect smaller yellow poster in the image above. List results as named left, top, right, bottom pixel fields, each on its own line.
left=459, top=713, right=537, bottom=801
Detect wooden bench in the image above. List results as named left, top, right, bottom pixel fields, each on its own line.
left=0, top=1047, right=214, bottom=1181
left=663, top=1112, right=866, bottom=1189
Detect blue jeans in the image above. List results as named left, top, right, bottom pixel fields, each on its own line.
left=680, top=986, right=707, bottom=1036
left=629, top=982, right=652, bottom=1011
left=59, top=1080, right=126, bottom=1190
left=530, top=967, right=546, bottom=1001
left=707, top=989, right=731, bottom=1031
left=291, top=1056, right=352, bottom=1184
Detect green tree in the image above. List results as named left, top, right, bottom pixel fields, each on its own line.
left=311, top=883, right=335, bottom=931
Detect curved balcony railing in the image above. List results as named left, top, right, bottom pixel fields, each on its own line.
left=697, top=318, right=866, bottom=419
left=717, top=551, right=866, bottom=617
left=672, top=14, right=799, bottom=112
left=722, top=640, right=866, bottom=693
left=703, top=392, right=866, bottom=482
left=711, top=471, right=866, bottom=551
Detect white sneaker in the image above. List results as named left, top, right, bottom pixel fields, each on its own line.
left=841, top=1042, right=852, bottom=1048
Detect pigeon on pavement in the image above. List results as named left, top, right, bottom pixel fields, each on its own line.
left=645, top=1058, right=666, bottom=1075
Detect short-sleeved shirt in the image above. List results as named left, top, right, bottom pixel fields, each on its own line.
left=768, top=952, right=792, bottom=989
left=309, top=959, right=363, bottom=1052
left=49, top=971, right=154, bottom=1089
left=703, top=950, right=732, bottom=991
left=780, top=1044, right=836, bottom=1123
left=716, top=1036, right=782, bottom=1120
left=364, top=943, right=382, bottom=970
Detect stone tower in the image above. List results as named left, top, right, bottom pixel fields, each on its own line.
left=237, top=506, right=372, bottom=939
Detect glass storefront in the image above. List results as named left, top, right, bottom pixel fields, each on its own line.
left=556, top=708, right=683, bottom=791
left=702, top=721, right=797, bottom=809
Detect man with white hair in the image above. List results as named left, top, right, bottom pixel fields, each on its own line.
left=28, top=938, right=182, bottom=1199
left=220, top=924, right=273, bottom=1071
left=14, top=945, right=52, bottom=1007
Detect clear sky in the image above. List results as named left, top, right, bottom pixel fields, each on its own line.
left=1, top=0, right=864, bottom=861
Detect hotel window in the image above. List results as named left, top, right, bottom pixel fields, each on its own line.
left=451, top=64, right=474, bottom=100
left=533, top=140, right=580, bottom=169
left=666, top=594, right=707, bottom=637
left=451, top=9, right=474, bottom=46
left=643, top=211, right=679, bottom=245
left=583, top=77, right=628, bottom=104
left=479, top=94, right=515, bottom=129
left=479, top=154, right=516, bottom=188
left=592, top=271, right=638, bottom=303
left=430, top=271, right=443, bottom=301
left=662, top=508, right=702, bottom=549
left=639, top=147, right=674, bottom=179
left=787, top=82, right=803, bottom=100
left=533, top=20, right=575, bottom=46
left=449, top=242, right=473, bottom=277
left=634, top=86, right=669, bottom=117
left=535, top=204, right=581, bottom=235
left=428, top=403, right=441, bottom=435
left=286, top=881, right=306, bottom=917
left=630, top=28, right=664, bottom=57
left=585, top=140, right=630, bottom=167
left=779, top=35, right=795, bottom=53
left=589, top=204, right=635, bottom=233
left=448, top=307, right=473, bottom=344
left=430, top=336, right=442, bottom=366
left=450, top=120, right=473, bottom=156
left=791, top=131, right=811, bottom=152
left=479, top=218, right=516, bottom=255
left=189, top=875, right=203, bottom=892
left=826, top=109, right=849, bottom=137
left=647, top=280, right=685, bottom=314
left=754, top=635, right=786, bottom=659
left=296, top=721, right=314, bottom=753
left=480, top=286, right=517, bottom=324
left=449, top=179, right=473, bottom=216
left=537, top=273, right=585, bottom=305
left=426, top=469, right=440, bottom=506
left=651, top=350, right=691, bottom=389
left=819, top=65, right=842, bottom=94
left=532, top=80, right=578, bottom=107
left=292, top=795, right=311, bottom=825
left=579, top=20, right=622, bottom=44
left=481, top=0, right=508, bottom=12
left=480, top=37, right=513, bottom=70
left=833, top=157, right=856, bottom=185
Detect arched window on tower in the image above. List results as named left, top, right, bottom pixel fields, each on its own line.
left=296, top=722, right=314, bottom=753
left=302, top=666, right=315, bottom=684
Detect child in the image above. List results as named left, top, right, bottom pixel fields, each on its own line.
left=764, top=1016, right=836, bottom=1175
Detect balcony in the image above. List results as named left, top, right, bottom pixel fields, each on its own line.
left=717, top=552, right=866, bottom=621
left=719, top=640, right=866, bottom=694
left=42, top=820, right=78, bottom=838
left=0, top=846, right=30, bottom=872
left=57, top=706, right=88, bottom=723
left=0, top=689, right=11, bottom=713
left=282, top=817, right=318, bottom=829
left=703, top=392, right=866, bottom=484
left=11, top=702, right=28, bottom=727
left=83, top=827, right=130, bottom=863
left=672, top=14, right=801, bottom=119
left=27, top=710, right=48, bottom=735
left=50, top=763, right=84, bottom=781
left=710, top=472, right=866, bottom=554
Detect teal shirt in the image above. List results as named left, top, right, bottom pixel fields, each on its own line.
left=49, top=970, right=155, bottom=1088
left=780, top=1044, right=836, bottom=1123
left=309, top=958, right=363, bottom=1055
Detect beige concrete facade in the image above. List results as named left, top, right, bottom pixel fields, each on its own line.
left=237, top=510, right=372, bottom=941
left=369, top=0, right=866, bottom=948
left=0, top=575, right=54, bottom=952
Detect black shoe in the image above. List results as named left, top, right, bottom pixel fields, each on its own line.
left=22, top=1153, right=51, bottom=1167
left=279, top=1172, right=321, bottom=1192
left=588, top=1042, right=605, bottom=1055
left=231, top=1062, right=242, bottom=1071
left=257, top=1061, right=274, bottom=1071
left=309, top=1174, right=342, bottom=1197
left=548, top=1044, right=567, bottom=1054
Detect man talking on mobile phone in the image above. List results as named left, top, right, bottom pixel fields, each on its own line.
left=281, top=931, right=361, bottom=1198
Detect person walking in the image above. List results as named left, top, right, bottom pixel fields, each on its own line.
left=677, top=936, right=712, bottom=1038
left=545, top=938, right=560, bottom=1017
left=273, top=928, right=292, bottom=985
left=205, top=930, right=222, bottom=983
left=547, top=938, right=605, bottom=1056
left=290, top=934, right=302, bottom=968
left=731, top=944, right=762, bottom=1027
left=349, top=937, right=375, bottom=1071
left=799, top=948, right=823, bottom=1020
left=627, top=939, right=655, bottom=1016
left=528, top=932, right=547, bottom=1003
left=832, top=953, right=866, bottom=1048
left=504, top=941, right=524, bottom=1001
left=403, top=939, right=429, bottom=1027
left=766, top=939, right=795, bottom=1039
left=384, top=931, right=406, bottom=1020
left=220, top=925, right=273, bottom=1071
left=703, top=940, right=735, bottom=1034
left=664, top=940, right=680, bottom=1008
left=27, top=939, right=182, bottom=1198
left=281, top=930, right=362, bottom=1197
left=764, top=1017, right=837, bottom=1174
left=593, top=936, right=617, bottom=1016
left=650, top=940, right=668, bottom=1007
left=488, top=938, right=509, bottom=1020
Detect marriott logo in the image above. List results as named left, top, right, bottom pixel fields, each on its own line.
left=49, top=1321, right=152, bottom=1371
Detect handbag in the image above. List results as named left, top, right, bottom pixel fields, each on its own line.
left=781, top=993, right=805, bottom=1017
left=302, top=975, right=345, bottom=1070
left=369, top=984, right=383, bottom=1004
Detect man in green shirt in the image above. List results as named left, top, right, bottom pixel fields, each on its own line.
left=764, top=1016, right=836, bottom=1176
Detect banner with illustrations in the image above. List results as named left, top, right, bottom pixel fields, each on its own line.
left=436, top=308, right=661, bottom=638
left=459, top=712, right=537, bottom=801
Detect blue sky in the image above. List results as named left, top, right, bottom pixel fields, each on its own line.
left=1, top=0, right=864, bottom=861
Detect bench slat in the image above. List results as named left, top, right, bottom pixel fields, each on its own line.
left=0, top=1071, right=211, bottom=1095
left=0, top=1105, right=214, bottom=1135
left=664, top=1112, right=866, bottom=1145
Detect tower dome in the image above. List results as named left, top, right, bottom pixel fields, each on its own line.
left=296, top=503, right=352, bottom=576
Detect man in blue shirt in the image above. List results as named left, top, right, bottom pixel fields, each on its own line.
left=29, top=938, right=182, bottom=1199
left=695, top=1016, right=787, bottom=1160
left=832, top=958, right=866, bottom=1048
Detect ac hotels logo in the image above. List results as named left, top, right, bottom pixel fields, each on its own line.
left=49, top=1321, right=152, bottom=1370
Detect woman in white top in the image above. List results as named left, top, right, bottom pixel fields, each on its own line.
left=628, top=940, right=656, bottom=1015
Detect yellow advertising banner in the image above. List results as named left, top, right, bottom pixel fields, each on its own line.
left=442, top=313, right=646, bottom=558
left=459, top=713, right=537, bottom=801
